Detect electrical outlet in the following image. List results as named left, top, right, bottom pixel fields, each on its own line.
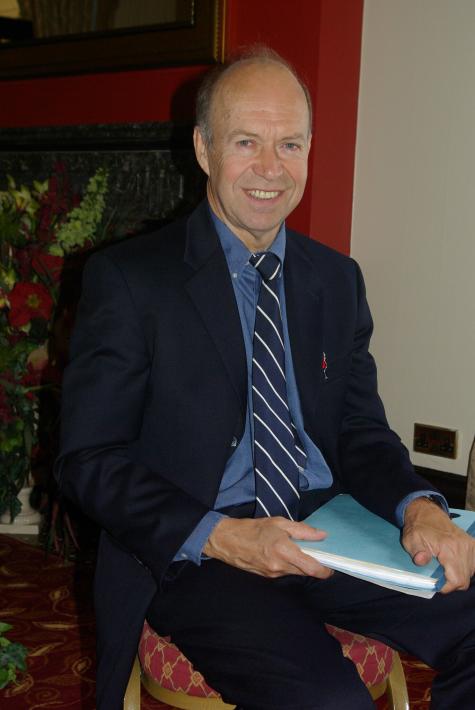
left=413, top=423, right=458, bottom=459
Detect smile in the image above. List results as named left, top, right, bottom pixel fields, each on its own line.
left=247, top=189, right=280, bottom=200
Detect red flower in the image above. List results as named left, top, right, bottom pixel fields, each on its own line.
left=32, top=252, right=63, bottom=282
left=8, top=282, right=53, bottom=328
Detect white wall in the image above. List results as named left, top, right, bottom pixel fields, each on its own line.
left=351, top=0, right=475, bottom=476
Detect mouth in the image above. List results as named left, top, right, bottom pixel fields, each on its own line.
left=246, top=189, right=281, bottom=201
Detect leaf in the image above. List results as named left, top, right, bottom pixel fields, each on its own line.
left=6, top=643, right=28, bottom=668
left=0, top=666, right=14, bottom=689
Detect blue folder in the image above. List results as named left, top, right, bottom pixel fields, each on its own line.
left=295, top=494, right=475, bottom=597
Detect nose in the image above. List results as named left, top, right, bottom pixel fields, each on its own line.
left=253, top=145, right=283, bottom=180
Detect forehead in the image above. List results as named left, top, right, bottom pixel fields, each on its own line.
left=211, top=62, right=310, bottom=136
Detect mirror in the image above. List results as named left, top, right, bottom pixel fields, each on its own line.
left=0, top=0, right=224, bottom=78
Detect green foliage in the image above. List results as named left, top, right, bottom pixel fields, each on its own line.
left=0, top=622, right=27, bottom=689
left=51, top=168, right=109, bottom=256
left=0, top=211, right=23, bottom=247
left=0, top=165, right=109, bottom=520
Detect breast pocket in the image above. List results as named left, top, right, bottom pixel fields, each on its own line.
left=320, top=351, right=352, bottom=384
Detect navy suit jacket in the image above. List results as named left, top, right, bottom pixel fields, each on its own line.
left=56, top=201, right=433, bottom=708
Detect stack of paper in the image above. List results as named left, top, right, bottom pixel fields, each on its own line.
left=295, top=494, right=475, bottom=598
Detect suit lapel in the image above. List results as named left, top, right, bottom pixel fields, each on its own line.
left=284, top=233, right=325, bottom=424
left=182, top=205, right=325, bottom=424
left=184, top=204, right=247, bottom=415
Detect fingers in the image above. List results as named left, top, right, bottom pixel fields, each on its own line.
left=203, top=516, right=333, bottom=580
left=439, top=569, right=471, bottom=594
left=252, top=518, right=331, bottom=577
left=288, top=520, right=328, bottom=541
left=437, top=543, right=475, bottom=593
left=405, top=534, right=472, bottom=591
left=293, top=549, right=334, bottom=579
left=402, top=505, right=475, bottom=594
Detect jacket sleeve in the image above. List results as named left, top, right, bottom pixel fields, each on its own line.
left=337, top=261, right=438, bottom=524
left=55, top=250, right=209, bottom=583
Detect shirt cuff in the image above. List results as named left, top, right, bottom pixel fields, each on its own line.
left=396, top=490, right=449, bottom=527
left=173, top=511, right=227, bottom=566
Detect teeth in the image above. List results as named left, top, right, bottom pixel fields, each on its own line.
left=248, top=190, right=279, bottom=200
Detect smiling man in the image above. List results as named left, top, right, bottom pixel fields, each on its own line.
left=193, top=58, right=311, bottom=251
left=57, top=48, right=475, bottom=709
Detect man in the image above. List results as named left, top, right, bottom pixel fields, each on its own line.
left=56, top=48, right=475, bottom=709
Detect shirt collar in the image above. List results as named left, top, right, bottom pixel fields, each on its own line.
left=209, top=204, right=286, bottom=279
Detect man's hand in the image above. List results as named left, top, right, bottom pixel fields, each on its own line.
left=203, top=516, right=334, bottom=579
left=402, top=497, right=475, bottom=593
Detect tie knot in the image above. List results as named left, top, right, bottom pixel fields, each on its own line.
left=250, top=252, right=281, bottom=281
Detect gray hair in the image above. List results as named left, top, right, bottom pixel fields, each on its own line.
left=195, top=45, right=313, bottom=146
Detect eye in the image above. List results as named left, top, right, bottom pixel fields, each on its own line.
left=236, top=139, right=254, bottom=148
left=282, top=142, right=301, bottom=152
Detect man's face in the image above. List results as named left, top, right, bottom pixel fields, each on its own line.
left=194, top=61, right=312, bottom=251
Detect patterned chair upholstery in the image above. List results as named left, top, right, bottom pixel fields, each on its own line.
left=124, top=620, right=409, bottom=710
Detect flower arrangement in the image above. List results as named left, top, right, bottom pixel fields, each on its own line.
left=0, top=165, right=109, bottom=521
left=0, top=622, right=27, bottom=689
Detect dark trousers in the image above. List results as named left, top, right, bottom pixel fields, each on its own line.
left=147, top=559, right=475, bottom=710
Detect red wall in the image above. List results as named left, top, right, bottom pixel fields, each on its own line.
left=0, top=0, right=363, bottom=254
left=0, top=65, right=207, bottom=126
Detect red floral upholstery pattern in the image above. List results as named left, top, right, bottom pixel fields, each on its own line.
left=139, top=621, right=221, bottom=698
left=325, top=624, right=394, bottom=688
left=138, top=620, right=395, bottom=698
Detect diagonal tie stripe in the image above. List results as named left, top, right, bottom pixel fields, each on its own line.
left=255, top=469, right=294, bottom=519
left=256, top=305, right=285, bottom=348
left=252, top=385, right=294, bottom=437
left=254, top=332, right=286, bottom=379
left=254, top=441, right=300, bottom=497
left=252, top=358, right=289, bottom=410
left=250, top=252, right=306, bottom=520
left=254, top=413, right=301, bottom=470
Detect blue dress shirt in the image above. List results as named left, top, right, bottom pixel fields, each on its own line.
left=174, top=209, right=447, bottom=563
left=174, top=212, right=333, bottom=563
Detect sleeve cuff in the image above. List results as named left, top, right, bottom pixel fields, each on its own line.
left=396, top=490, right=450, bottom=527
left=172, top=511, right=227, bottom=566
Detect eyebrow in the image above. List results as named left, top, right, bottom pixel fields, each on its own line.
left=280, top=134, right=307, bottom=142
left=228, top=130, right=308, bottom=142
left=228, top=130, right=260, bottom=140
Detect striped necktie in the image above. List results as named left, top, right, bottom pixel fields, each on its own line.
left=250, top=252, right=306, bottom=520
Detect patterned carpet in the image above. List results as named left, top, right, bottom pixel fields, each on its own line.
left=0, top=533, right=435, bottom=709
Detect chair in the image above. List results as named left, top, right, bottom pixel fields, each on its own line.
left=124, top=619, right=409, bottom=710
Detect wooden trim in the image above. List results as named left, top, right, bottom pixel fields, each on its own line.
left=386, top=652, right=410, bottom=710
left=368, top=678, right=387, bottom=702
left=141, top=675, right=235, bottom=709
left=123, top=656, right=141, bottom=710
left=0, top=0, right=225, bottom=79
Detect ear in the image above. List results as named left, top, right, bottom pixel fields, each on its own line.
left=193, top=127, right=210, bottom=176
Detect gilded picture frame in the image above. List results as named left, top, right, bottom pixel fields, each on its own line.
left=0, top=0, right=225, bottom=79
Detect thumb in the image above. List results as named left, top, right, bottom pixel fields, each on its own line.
left=411, top=549, right=433, bottom=566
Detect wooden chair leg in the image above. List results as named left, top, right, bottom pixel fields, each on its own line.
left=386, top=652, right=410, bottom=710
left=124, top=656, right=141, bottom=710
left=141, top=671, right=236, bottom=710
